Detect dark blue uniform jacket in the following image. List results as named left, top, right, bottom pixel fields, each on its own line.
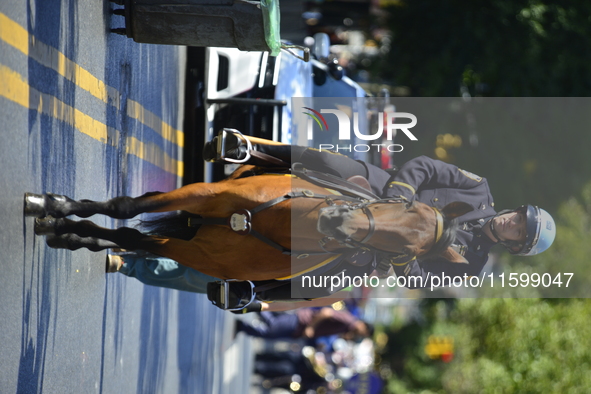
left=364, top=155, right=499, bottom=288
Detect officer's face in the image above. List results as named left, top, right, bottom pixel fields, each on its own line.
left=492, top=211, right=526, bottom=244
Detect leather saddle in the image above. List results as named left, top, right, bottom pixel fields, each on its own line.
left=347, top=175, right=371, bottom=192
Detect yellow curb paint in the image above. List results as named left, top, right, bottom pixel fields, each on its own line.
left=0, top=13, right=28, bottom=56
left=127, top=99, right=184, bottom=147
left=0, top=65, right=29, bottom=108
left=0, top=65, right=182, bottom=176
left=0, top=12, right=183, bottom=149
left=126, top=136, right=183, bottom=177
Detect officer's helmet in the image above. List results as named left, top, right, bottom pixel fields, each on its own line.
left=502, top=205, right=556, bottom=256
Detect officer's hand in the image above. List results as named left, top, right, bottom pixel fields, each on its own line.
left=230, top=301, right=263, bottom=314
left=303, top=326, right=315, bottom=338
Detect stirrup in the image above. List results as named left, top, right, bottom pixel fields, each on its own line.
left=204, top=128, right=253, bottom=163
left=217, top=129, right=253, bottom=164
left=206, top=279, right=256, bottom=311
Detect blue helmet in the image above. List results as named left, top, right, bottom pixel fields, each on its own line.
left=510, top=205, right=556, bottom=256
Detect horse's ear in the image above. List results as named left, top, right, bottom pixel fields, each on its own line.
left=439, top=246, right=469, bottom=264
left=441, top=202, right=473, bottom=220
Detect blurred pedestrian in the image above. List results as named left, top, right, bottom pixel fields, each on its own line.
left=236, top=307, right=373, bottom=340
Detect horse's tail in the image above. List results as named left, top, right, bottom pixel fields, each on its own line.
left=139, top=211, right=200, bottom=241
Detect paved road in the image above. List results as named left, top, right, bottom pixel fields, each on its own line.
left=0, top=1, right=253, bottom=393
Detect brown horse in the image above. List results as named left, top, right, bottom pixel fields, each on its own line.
left=24, top=165, right=471, bottom=281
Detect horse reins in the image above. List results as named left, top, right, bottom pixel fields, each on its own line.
left=287, top=163, right=448, bottom=253
left=337, top=201, right=445, bottom=257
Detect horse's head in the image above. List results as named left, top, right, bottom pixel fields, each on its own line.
left=317, top=200, right=473, bottom=264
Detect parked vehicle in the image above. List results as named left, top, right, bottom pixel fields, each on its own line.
left=184, top=34, right=386, bottom=183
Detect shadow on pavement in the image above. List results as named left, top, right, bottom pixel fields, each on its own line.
left=135, top=287, right=172, bottom=393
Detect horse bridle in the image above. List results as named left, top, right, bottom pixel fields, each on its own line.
left=321, top=197, right=391, bottom=249
left=324, top=197, right=445, bottom=256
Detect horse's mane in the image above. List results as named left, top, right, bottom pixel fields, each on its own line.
left=420, top=215, right=460, bottom=261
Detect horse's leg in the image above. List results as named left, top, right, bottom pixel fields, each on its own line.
left=24, top=192, right=165, bottom=219
left=36, top=217, right=228, bottom=276
left=46, top=234, right=120, bottom=252
left=24, top=181, right=234, bottom=219
left=36, top=217, right=163, bottom=252
left=39, top=215, right=295, bottom=280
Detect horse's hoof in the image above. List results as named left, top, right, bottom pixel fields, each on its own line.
left=46, top=235, right=68, bottom=249
left=24, top=193, right=47, bottom=217
left=34, top=216, right=58, bottom=235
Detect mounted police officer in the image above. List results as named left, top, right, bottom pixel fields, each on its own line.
left=204, top=129, right=557, bottom=290
left=105, top=128, right=557, bottom=312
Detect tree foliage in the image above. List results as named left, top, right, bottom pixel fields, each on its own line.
left=383, top=298, right=591, bottom=393
left=381, top=184, right=591, bottom=392
left=442, top=298, right=591, bottom=393
left=509, top=181, right=591, bottom=297
left=376, top=0, right=591, bottom=96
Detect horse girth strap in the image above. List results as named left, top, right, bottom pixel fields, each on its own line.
left=433, top=207, right=444, bottom=244
left=358, top=207, right=375, bottom=244
left=187, top=191, right=359, bottom=257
